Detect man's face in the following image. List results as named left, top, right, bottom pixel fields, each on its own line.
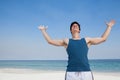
left=71, top=23, right=80, bottom=33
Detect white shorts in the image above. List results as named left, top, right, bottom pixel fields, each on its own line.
left=65, top=71, right=94, bottom=80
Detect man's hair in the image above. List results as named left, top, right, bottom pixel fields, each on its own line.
left=70, top=21, right=81, bottom=31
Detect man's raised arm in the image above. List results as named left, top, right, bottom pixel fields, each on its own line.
left=86, top=20, right=115, bottom=46
left=38, top=25, right=67, bottom=47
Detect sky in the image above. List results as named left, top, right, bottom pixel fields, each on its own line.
left=0, top=0, right=120, bottom=60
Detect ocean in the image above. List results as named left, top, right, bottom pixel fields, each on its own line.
left=0, top=59, right=120, bottom=72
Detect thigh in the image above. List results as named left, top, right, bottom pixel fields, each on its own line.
left=81, top=71, right=94, bottom=80
left=65, top=71, right=94, bottom=80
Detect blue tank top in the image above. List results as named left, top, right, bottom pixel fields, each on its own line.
left=66, top=38, right=91, bottom=71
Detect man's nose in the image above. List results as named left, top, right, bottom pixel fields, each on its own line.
left=74, top=26, right=77, bottom=28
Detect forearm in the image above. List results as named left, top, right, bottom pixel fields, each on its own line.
left=86, top=20, right=115, bottom=46
left=38, top=26, right=66, bottom=46
left=101, top=26, right=112, bottom=41
left=41, top=30, right=52, bottom=43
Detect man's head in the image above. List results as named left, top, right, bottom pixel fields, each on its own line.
left=70, top=21, right=81, bottom=33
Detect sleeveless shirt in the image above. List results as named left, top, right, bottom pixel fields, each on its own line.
left=66, top=38, right=91, bottom=71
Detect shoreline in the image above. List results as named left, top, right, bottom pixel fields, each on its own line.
left=0, top=68, right=120, bottom=73
left=0, top=68, right=120, bottom=80
left=0, top=68, right=120, bottom=74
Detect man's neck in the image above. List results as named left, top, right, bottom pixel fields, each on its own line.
left=72, top=33, right=80, bottom=40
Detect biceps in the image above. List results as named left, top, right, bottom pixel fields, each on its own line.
left=48, top=40, right=65, bottom=46
left=89, top=38, right=105, bottom=45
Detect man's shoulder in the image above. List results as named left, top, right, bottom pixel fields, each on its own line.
left=63, top=38, right=69, bottom=40
left=63, top=38, right=69, bottom=44
left=83, top=37, right=91, bottom=43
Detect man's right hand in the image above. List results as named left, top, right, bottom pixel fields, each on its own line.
left=38, top=25, right=48, bottom=31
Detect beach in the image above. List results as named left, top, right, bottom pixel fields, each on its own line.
left=0, top=68, right=120, bottom=80
left=0, top=60, right=120, bottom=80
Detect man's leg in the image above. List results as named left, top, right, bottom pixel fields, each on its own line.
left=65, top=71, right=94, bottom=80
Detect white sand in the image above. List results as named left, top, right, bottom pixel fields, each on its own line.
left=0, top=68, right=120, bottom=80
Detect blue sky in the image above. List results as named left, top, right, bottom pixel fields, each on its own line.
left=0, top=0, right=120, bottom=60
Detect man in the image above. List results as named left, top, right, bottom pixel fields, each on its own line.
left=38, top=20, right=115, bottom=80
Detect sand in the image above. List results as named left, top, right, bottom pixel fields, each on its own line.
left=0, top=68, right=120, bottom=80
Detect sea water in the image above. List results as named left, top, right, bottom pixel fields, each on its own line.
left=0, top=59, right=120, bottom=72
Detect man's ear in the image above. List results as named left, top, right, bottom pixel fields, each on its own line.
left=70, top=30, right=72, bottom=33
